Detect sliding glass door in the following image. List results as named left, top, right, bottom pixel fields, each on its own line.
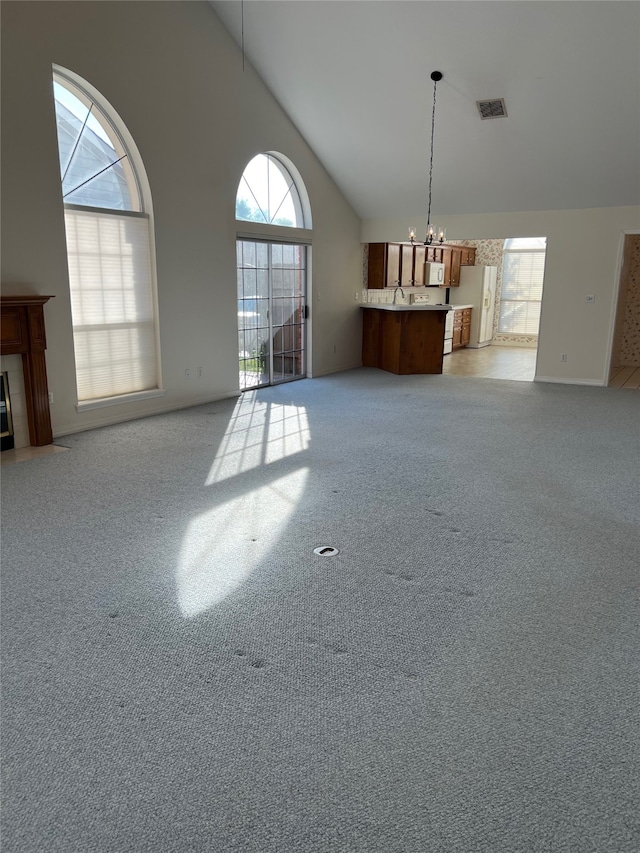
left=237, top=239, right=307, bottom=390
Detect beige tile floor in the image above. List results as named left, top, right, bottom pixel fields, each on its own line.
left=442, top=345, right=537, bottom=381
left=1, top=443, right=69, bottom=467
left=609, top=366, right=640, bottom=390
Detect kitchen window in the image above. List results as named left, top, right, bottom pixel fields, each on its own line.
left=498, top=237, right=547, bottom=336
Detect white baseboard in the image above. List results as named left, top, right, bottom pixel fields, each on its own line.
left=534, top=376, right=605, bottom=387
left=53, top=390, right=242, bottom=438
left=308, top=361, right=363, bottom=378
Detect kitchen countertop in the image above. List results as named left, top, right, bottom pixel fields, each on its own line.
left=361, top=303, right=452, bottom=312
left=450, top=304, right=473, bottom=310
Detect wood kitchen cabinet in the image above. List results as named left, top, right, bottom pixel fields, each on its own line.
left=461, top=309, right=471, bottom=346
left=451, top=307, right=472, bottom=349
left=442, top=246, right=462, bottom=288
left=412, top=245, right=426, bottom=286
left=459, top=246, right=477, bottom=266
left=362, top=306, right=448, bottom=374
left=425, top=246, right=444, bottom=264
left=369, top=242, right=427, bottom=288
left=367, top=242, right=474, bottom=289
left=401, top=244, right=414, bottom=287
left=367, top=243, right=402, bottom=289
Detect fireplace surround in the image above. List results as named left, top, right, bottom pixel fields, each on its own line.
left=0, top=295, right=54, bottom=446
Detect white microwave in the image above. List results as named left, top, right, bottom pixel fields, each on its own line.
left=424, top=262, right=445, bottom=285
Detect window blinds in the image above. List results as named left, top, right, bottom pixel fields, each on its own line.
left=64, top=208, right=158, bottom=401
left=499, top=250, right=546, bottom=335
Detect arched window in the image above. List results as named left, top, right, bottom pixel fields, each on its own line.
left=236, top=153, right=310, bottom=228
left=53, top=67, right=161, bottom=406
left=235, top=153, right=311, bottom=390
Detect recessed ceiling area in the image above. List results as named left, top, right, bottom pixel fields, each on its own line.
left=209, top=1, right=640, bottom=219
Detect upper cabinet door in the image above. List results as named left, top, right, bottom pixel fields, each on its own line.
left=386, top=243, right=401, bottom=287
left=367, top=243, right=399, bottom=288
left=441, top=247, right=452, bottom=286
left=413, top=246, right=426, bottom=286
left=449, top=247, right=462, bottom=286
left=401, top=244, right=414, bottom=286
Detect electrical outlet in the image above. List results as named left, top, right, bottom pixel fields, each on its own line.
left=48, top=391, right=54, bottom=405
left=197, top=367, right=202, bottom=378
left=354, top=291, right=360, bottom=302
left=586, top=294, right=595, bottom=303
left=560, top=354, right=568, bottom=362
left=185, top=369, right=191, bottom=379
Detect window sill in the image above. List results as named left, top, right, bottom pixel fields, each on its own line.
left=77, top=388, right=166, bottom=413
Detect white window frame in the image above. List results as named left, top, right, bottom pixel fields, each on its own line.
left=235, top=151, right=313, bottom=386
left=236, top=238, right=308, bottom=390
left=236, top=152, right=312, bottom=229
left=498, top=238, right=547, bottom=337
left=53, top=66, right=163, bottom=410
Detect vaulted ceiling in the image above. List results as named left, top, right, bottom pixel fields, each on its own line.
left=209, top=1, right=640, bottom=221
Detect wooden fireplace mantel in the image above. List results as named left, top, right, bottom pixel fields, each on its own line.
left=1, top=294, right=55, bottom=446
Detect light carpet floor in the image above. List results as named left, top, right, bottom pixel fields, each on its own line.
left=1, top=369, right=639, bottom=852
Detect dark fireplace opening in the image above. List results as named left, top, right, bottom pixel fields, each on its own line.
left=1, top=372, right=15, bottom=451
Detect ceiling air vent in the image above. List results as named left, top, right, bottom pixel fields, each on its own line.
left=476, top=98, right=508, bottom=120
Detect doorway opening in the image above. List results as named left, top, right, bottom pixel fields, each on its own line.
left=608, top=233, right=640, bottom=389
left=237, top=239, right=307, bottom=390
left=442, top=237, right=545, bottom=382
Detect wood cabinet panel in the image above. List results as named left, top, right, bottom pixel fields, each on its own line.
left=459, top=247, right=477, bottom=265
left=366, top=243, right=386, bottom=289
left=449, top=247, right=462, bottom=287
left=452, top=307, right=472, bottom=349
left=362, top=308, right=381, bottom=366
left=401, top=244, right=414, bottom=287
left=386, top=243, right=401, bottom=287
left=368, top=243, right=473, bottom=290
left=440, top=247, right=462, bottom=287
left=413, top=246, right=426, bottom=286
left=361, top=308, right=446, bottom=374
left=367, top=243, right=402, bottom=289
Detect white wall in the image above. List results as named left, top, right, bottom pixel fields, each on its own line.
left=363, top=207, right=640, bottom=384
left=1, top=1, right=362, bottom=439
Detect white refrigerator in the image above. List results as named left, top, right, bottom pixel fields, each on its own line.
left=456, top=265, right=497, bottom=348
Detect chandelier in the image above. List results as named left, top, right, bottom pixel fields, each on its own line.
left=409, top=71, right=445, bottom=246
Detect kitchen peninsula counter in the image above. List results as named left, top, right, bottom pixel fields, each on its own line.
left=361, top=303, right=452, bottom=312
left=361, top=303, right=449, bottom=374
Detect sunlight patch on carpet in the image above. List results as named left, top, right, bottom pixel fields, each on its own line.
left=177, top=468, right=309, bottom=616
left=205, top=397, right=310, bottom=486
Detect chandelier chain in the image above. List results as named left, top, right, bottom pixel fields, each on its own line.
left=426, top=76, right=438, bottom=239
